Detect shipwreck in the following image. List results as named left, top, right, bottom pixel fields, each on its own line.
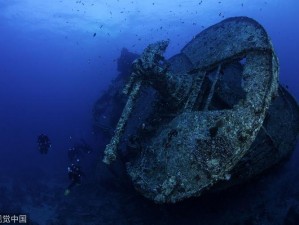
left=95, top=17, right=299, bottom=203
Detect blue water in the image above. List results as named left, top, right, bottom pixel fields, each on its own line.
left=0, top=1, right=298, bottom=224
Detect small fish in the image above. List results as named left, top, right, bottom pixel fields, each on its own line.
left=93, top=33, right=96, bottom=37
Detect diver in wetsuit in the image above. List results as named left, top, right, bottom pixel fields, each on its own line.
left=64, top=161, right=83, bottom=196
left=37, top=134, right=51, bottom=154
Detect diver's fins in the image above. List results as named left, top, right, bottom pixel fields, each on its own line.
left=64, top=189, right=70, bottom=196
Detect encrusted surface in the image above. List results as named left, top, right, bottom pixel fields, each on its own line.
left=104, top=17, right=298, bottom=203
left=182, top=16, right=272, bottom=70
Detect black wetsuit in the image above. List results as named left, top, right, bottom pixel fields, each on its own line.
left=67, top=164, right=82, bottom=190
left=37, top=134, right=51, bottom=154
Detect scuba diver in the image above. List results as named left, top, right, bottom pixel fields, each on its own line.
left=68, top=139, right=92, bottom=162
left=64, top=138, right=91, bottom=195
left=64, top=160, right=83, bottom=196
left=37, top=134, right=51, bottom=154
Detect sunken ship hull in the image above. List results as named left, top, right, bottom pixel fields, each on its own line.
left=96, top=17, right=299, bottom=203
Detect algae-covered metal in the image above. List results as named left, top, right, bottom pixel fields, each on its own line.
left=102, top=17, right=299, bottom=203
